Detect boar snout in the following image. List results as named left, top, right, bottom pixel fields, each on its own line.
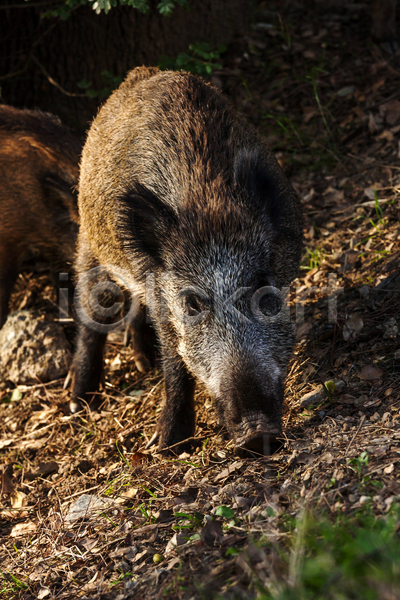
left=233, top=413, right=282, bottom=456
left=216, top=367, right=284, bottom=456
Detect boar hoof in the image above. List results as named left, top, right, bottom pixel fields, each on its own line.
left=235, top=433, right=282, bottom=457
left=69, top=395, right=102, bottom=414
left=134, top=355, right=152, bottom=373
left=69, top=398, right=83, bottom=413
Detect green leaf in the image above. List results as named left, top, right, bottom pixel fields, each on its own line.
left=215, top=505, right=235, bottom=519
left=11, top=388, right=23, bottom=401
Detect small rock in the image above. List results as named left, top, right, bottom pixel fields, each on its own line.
left=65, top=494, right=115, bottom=523
left=385, top=495, right=396, bottom=507
left=299, top=380, right=345, bottom=406
left=0, top=311, right=71, bottom=386
left=383, top=317, right=398, bottom=339
left=355, top=394, right=369, bottom=406
left=299, top=386, right=324, bottom=406
left=343, top=313, right=363, bottom=341
left=232, top=496, right=253, bottom=509
left=218, top=482, right=251, bottom=498
left=358, top=285, right=370, bottom=299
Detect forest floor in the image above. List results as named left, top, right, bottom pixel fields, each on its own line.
left=2, top=1, right=400, bottom=599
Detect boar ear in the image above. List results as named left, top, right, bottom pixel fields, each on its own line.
left=41, top=174, right=79, bottom=226
left=118, top=183, right=177, bottom=266
left=234, top=149, right=286, bottom=230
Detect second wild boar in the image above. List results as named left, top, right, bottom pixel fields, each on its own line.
left=0, top=106, right=81, bottom=328
left=70, top=66, right=303, bottom=455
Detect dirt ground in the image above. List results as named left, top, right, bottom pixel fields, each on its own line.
left=2, top=1, right=400, bottom=598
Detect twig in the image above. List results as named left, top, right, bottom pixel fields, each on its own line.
left=32, top=55, right=88, bottom=98
left=62, top=484, right=101, bottom=501
left=344, top=415, right=365, bottom=457
left=151, top=434, right=214, bottom=453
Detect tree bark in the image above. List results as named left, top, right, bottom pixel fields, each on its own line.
left=0, top=0, right=251, bottom=131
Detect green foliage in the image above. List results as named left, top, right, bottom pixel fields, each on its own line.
left=215, top=505, right=235, bottom=519
left=158, top=0, right=188, bottom=16
left=225, top=546, right=240, bottom=557
left=41, top=0, right=187, bottom=19
left=159, top=42, right=226, bottom=77
left=251, top=505, right=400, bottom=600
left=305, top=66, right=334, bottom=137
left=300, top=247, right=325, bottom=270
left=137, top=501, right=156, bottom=523
left=173, top=511, right=204, bottom=532
left=0, top=571, right=28, bottom=598
left=347, top=451, right=369, bottom=479
left=77, top=70, right=122, bottom=99
left=369, top=189, right=386, bottom=230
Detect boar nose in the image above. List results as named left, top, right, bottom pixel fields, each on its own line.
left=233, top=413, right=282, bottom=457
left=235, top=432, right=282, bottom=457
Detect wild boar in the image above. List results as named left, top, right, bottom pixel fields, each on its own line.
left=70, top=66, right=303, bottom=455
left=0, top=106, right=81, bottom=328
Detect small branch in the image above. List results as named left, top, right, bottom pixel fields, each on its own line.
left=344, top=415, right=365, bottom=458
left=32, top=55, right=88, bottom=97
left=149, top=434, right=214, bottom=453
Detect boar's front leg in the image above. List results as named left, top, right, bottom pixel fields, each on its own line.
left=70, top=323, right=107, bottom=413
left=70, top=235, right=108, bottom=412
left=157, top=347, right=196, bottom=452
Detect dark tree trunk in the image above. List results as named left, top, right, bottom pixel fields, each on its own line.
left=0, top=0, right=251, bottom=131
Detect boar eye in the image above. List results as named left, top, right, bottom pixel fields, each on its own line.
left=185, top=295, right=203, bottom=316
left=178, top=288, right=209, bottom=319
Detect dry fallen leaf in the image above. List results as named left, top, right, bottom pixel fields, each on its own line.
left=0, top=472, right=14, bottom=495
left=165, top=532, right=187, bottom=556
left=215, top=461, right=244, bottom=482
left=384, top=464, right=395, bottom=475
left=359, top=365, right=383, bottom=380
left=10, top=490, right=28, bottom=509
left=368, top=113, right=380, bottom=134
left=340, top=394, right=357, bottom=404
left=380, top=99, right=400, bottom=125
left=10, top=521, right=37, bottom=537
left=35, top=461, right=59, bottom=476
